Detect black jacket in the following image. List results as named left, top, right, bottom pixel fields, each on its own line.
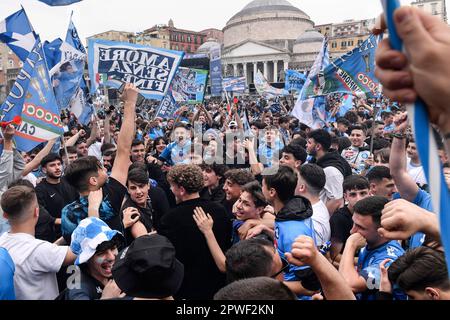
left=316, top=151, right=353, bottom=178
left=276, top=196, right=313, bottom=222
left=159, top=198, right=231, bottom=300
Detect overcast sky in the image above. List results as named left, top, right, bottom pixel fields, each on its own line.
left=0, top=0, right=434, bottom=45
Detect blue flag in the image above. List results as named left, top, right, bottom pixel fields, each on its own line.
left=303, top=35, right=381, bottom=99
left=88, top=39, right=184, bottom=100
left=155, top=90, right=179, bottom=119
left=65, top=14, right=86, bottom=54
left=0, top=8, right=37, bottom=61
left=292, top=39, right=330, bottom=127
left=43, top=38, right=63, bottom=71
left=222, top=76, right=246, bottom=93
left=38, top=0, right=82, bottom=6
left=0, top=38, right=64, bottom=154
left=285, top=70, right=306, bottom=92
left=209, top=43, right=223, bottom=97
left=338, top=94, right=354, bottom=117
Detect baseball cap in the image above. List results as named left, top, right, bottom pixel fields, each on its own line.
left=70, top=217, right=124, bottom=265
left=112, top=234, right=184, bottom=299
left=228, top=121, right=238, bottom=128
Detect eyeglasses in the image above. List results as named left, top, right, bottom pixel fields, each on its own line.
left=271, top=256, right=290, bottom=278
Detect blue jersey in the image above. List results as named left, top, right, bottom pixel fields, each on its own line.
left=0, top=247, right=15, bottom=300
left=159, top=141, right=192, bottom=166
left=393, top=189, right=433, bottom=249
left=357, top=240, right=405, bottom=300
left=275, top=218, right=315, bottom=282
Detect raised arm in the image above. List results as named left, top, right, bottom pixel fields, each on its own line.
left=65, top=129, right=86, bottom=147
left=193, top=207, right=226, bottom=273
left=286, top=236, right=356, bottom=300
left=338, top=233, right=368, bottom=293
left=22, top=138, right=57, bottom=177
left=389, top=112, right=419, bottom=202
left=110, top=83, right=137, bottom=186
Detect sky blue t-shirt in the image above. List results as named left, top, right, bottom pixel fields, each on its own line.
left=0, top=247, right=15, bottom=300
left=357, top=240, right=405, bottom=300
left=159, top=141, right=192, bottom=166
left=393, top=189, right=433, bottom=249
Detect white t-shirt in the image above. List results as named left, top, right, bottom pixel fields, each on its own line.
left=88, top=141, right=103, bottom=161
left=0, top=233, right=68, bottom=300
left=311, top=201, right=331, bottom=247
left=320, top=166, right=344, bottom=204
left=407, top=158, right=427, bottom=187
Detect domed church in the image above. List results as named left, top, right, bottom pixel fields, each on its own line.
left=220, top=0, right=323, bottom=85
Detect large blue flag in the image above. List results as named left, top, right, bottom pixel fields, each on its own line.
left=302, top=35, right=381, bottom=99
left=0, top=8, right=37, bottom=61
left=285, top=70, right=307, bottom=92
left=155, top=90, right=179, bottom=119
left=88, top=39, right=184, bottom=100
left=0, top=38, right=64, bottom=155
left=38, top=0, right=82, bottom=6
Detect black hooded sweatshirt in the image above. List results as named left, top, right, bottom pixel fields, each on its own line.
left=316, top=151, right=353, bottom=178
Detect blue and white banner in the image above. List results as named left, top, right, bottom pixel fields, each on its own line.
left=255, top=70, right=289, bottom=98
left=285, top=70, right=306, bottom=92
left=209, top=43, right=223, bottom=97
left=38, top=0, right=82, bottom=6
left=222, top=76, right=246, bottom=92
left=171, top=67, right=208, bottom=104
left=155, top=90, right=179, bottom=119
left=0, top=38, right=63, bottom=154
left=302, top=35, right=381, bottom=100
left=88, top=39, right=184, bottom=100
left=292, top=39, right=330, bottom=127
left=50, top=16, right=86, bottom=110
left=0, top=8, right=37, bottom=61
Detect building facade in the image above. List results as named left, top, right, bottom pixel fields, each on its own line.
left=221, top=0, right=322, bottom=86
left=0, top=43, right=22, bottom=101
left=315, top=18, right=376, bottom=59
left=87, top=30, right=135, bottom=44
left=411, top=0, right=447, bottom=22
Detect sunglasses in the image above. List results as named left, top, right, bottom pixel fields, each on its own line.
left=271, top=256, right=290, bottom=279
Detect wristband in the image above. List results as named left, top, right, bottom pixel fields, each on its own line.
left=391, top=133, right=406, bottom=139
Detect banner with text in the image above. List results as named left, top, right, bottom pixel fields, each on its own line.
left=88, top=39, right=184, bottom=100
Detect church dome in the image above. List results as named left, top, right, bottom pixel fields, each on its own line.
left=229, top=0, right=310, bottom=21
left=223, top=0, right=314, bottom=49
left=295, top=29, right=324, bottom=44
left=196, top=38, right=219, bottom=54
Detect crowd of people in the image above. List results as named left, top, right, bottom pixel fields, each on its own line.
left=0, top=5, right=449, bottom=301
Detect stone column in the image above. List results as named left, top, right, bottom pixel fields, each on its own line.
left=233, top=64, right=238, bottom=77
left=253, top=62, right=258, bottom=83
left=243, top=63, right=248, bottom=85
left=284, top=61, right=289, bottom=72
left=273, top=60, right=279, bottom=82
left=263, top=61, right=269, bottom=80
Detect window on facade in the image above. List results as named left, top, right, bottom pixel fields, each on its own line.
left=8, top=59, right=14, bottom=68
left=341, top=41, right=346, bottom=47
left=332, top=42, right=337, bottom=48
left=358, top=40, right=363, bottom=45
left=431, top=3, right=438, bottom=15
